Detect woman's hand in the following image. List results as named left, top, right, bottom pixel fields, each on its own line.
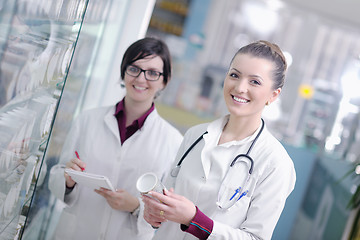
left=95, top=188, right=140, bottom=212
left=142, top=188, right=196, bottom=227
left=64, top=158, right=86, bottom=188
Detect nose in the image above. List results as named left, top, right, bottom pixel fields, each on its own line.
left=135, top=71, right=147, bottom=82
left=234, top=79, right=248, bottom=93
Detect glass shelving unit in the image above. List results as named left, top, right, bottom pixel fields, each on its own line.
left=0, top=0, right=88, bottom=239
left=0, top=0, right=154, bottom=239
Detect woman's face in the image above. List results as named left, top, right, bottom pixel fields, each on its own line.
left=124, top=55, right=165, bottom=106
left=223, top=53, right=281, bottom=120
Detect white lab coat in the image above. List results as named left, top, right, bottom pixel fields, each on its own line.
left=48, top=105, right=183, bottom=240
left=154, top=115, right=296, bottom=240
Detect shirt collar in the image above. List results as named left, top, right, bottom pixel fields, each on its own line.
left=114, top=98, right=155, bottom=129
left=205, top=115, right=264, bottom=146
left=114, top=99, right=125, bottom=116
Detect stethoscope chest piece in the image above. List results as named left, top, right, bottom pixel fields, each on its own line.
left=171, top=165, right=181, bottom=177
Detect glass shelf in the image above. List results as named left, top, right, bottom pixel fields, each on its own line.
left=0, top=0, right=89, bottom=239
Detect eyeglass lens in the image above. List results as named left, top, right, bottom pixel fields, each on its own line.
left=126, top=65, right=162, bottom=81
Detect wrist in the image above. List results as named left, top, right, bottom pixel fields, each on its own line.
left=65, top=183, right=75, bottom=194
left=131, top=203, right=140, bottom=216
left=65, top=178, right=76, bottom=188
left=131, top=198, right=140, bottom=216
left=184, top=204, right=197, bottom=226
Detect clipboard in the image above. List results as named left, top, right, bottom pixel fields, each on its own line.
left=65, top=169, right=115, bottom=191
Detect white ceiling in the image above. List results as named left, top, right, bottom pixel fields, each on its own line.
left=286, top=0, right=360, bottom=28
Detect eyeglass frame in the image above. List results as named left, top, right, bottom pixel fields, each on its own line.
left=125, top=65, right=163, bottom=81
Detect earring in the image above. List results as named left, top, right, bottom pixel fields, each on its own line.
left=120, top=80, right=125, bottom=88
left=266, top=101, right=270, bottom=106
left=154, top=90, right=162, bottom=99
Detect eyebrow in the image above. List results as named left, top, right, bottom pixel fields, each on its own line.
left=131, top=64, right=161, bottom=72
left=230, top=68, right=264, bottom=82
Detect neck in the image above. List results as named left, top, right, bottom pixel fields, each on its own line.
left=123, top=97, right=153, bottom=126
left=219, top=115, right=262, bottom=144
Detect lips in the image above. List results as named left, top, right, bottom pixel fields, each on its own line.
left=134, top=85, right=147, bottom=91
left=232, top=95, right=249, bottom=103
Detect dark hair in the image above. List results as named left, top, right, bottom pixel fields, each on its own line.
left=120, top=37, right=171, bottom=85
left=231, top=40, right=287, bottom=89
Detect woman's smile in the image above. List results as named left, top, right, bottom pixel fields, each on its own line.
left=133, top=85, right=147, bottom=91
left=232, top=95, right=249, bottom=104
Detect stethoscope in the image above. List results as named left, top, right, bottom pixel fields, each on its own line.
left=170, top=118, right=265, bottom=209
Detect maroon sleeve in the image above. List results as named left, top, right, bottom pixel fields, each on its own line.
left=180, top=206, right=214, bottom=239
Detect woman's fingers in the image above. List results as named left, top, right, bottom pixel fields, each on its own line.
left=148, top=190, right=176, bottom=207
left=144, top=190, right=196, bottom=225
left=94, top=188, right=111, bottom=197
left=142, top=190, right=182, bottom=215
left=150, top=189, right=183, bottom=206
left=96, top=188, right=140, bottom=212
left=64, top=173, right=76, bottom=187
left=144, top=209, right=163, bottom=227
left=142, top=194, right=164, bottom=210
left=143, top=195, right=167, bottom=217
left=66, top=158, right=86, bottom=172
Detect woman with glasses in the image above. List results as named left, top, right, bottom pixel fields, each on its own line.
left=142, top=40, right=296, bottom=240
left=49, top=37, right=183, bottom=240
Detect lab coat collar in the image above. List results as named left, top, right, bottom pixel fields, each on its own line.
left=141, top=107, right=158, bottom=129
left=201, top=115, right=265, bottom=178
left=103, top=106, right=160, bottom=144
left=104, top=106, right=121, bottom=143
left=204, top=115, right=264, bottom=146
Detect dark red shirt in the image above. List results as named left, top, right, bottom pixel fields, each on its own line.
left=114, top=99, right=154, bottom=144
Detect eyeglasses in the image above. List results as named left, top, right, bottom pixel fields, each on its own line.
left=125, top=65, right=163, bottom=81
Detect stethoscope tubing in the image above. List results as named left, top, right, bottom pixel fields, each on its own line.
left=171, top=119, right=265, bottom=177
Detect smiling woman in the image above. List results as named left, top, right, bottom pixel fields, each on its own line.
left=142, top=40, right=296, bottom=240
left=48, top=37, right=183, bottom=240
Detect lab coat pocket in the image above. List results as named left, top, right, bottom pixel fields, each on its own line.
left=52, top=210, right=77, bottom=240
left=217, top=160, right=250, bottom=209
left=214, top=193, right=252, bottom=228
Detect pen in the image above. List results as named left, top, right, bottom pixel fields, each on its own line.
left=229, top=187, right=241, bottom=201
left=75, top=151, right=85, bottom=171
left=237, top=190, right=248, bottom=201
